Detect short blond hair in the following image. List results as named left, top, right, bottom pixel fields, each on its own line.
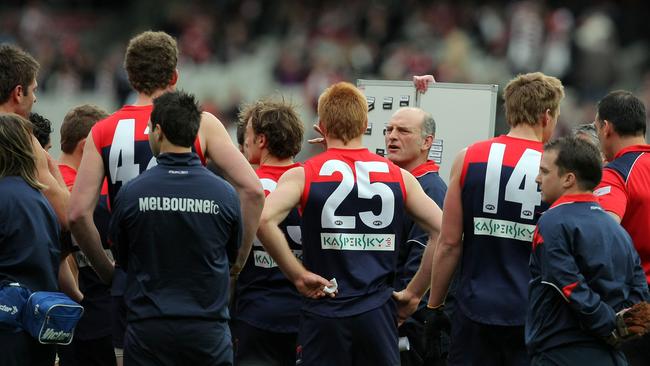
left=317, top=82, right=367, bottom=144
left=504, top=72, right=564, bottom=127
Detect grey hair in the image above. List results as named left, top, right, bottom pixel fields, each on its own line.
left=421, top=112, right=436, bottom=139
left=572, top=122, right=599, bottom=147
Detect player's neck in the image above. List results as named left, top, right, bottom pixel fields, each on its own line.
left=612, top=135, right=647, bottom=155
left=259, top=151, right=294, bottom=167
left=158, top=140, right=192, bottom=155
left=326, top=136, right=364, bottom=150
left=0, top=103, right=21, bottom=116
left=507, top=124, right=544, bottom=142
left=403, top=156, right=429, bottom=173
left=560, top=186, right=593, bottom=199
left=132, top=89, right=173, bottom=106
left=59, top=153, right=81, bottom=171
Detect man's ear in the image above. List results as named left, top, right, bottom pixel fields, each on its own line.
left=76, top=138, right=87, bottom=154
left=541, top=109, right=551, bottom=128
left=602, top=120, right=614, bottom=137
left=168, top=69, right=179, bottom=87
left=11, top=84, right=23, bottom=103
left=257, top=133, right=267, bottom=149
left=563, top=171, right=576, bottom=189
left=422, top=134, right=434, bottom=151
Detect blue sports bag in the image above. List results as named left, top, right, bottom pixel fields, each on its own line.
left=21, top=291, right=84, bottom=345
left=0, top=282, right=31, bottom=330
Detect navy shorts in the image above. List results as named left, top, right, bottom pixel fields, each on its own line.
left=57, top=335, right=116, bottom=366
left=447, top=309, right=529, bottom=366
left=297, top=300, right=399, bottom=366
left=111, top=295, right=127, bottom=349
left=0, top=329, right=55, bottom=366
left=233, top=319, right=297, bottom=366
left=532, top=342, right=627, bottom=366
left=125, top=318, right=232, bottom=365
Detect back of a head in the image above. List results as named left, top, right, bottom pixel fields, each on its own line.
left=124, top=31, right=178, bottom=96
left=317, top=82, right=367, bottom=144
left=151, top=90, right=201, bottom=147
left=0, top=113, right=43, bottom=190
left=29, top=112, right=52, bottom=149
left=597, top=90, right=646, bottom=137
left=504, top=72, right=564, bottom=127
left=239, top=98, right=304, bottom=159
left=60, top=104, right=109, bottom=154
left=0, top=44, right=39, bottom=105
left=544, top=136, right=602, bottom=191
left=572, top=122, right=600, bottom=148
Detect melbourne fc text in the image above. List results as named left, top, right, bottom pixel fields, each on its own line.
left=139, top=196, right=220, bottom=214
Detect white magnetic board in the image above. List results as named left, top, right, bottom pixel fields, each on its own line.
left=357, top=79, right=498, bottom=183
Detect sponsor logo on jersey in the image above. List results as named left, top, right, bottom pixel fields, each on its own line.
left=593, top=186, right=611, bottom=196
left=253, top=250, right=302, bottom=268
left=138, top=196, right=220, bottom=214
left=320, top=233, right=395, bottom=251
left=473, top=217, right=535, bottom=242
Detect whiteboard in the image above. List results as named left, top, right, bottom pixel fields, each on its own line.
left=357, top=79, right=498, bottom=183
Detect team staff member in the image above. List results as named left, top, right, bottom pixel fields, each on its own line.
left=258, top=82, right=443, bottom=366
left=593, top=90, right=650, bottom=365
left=0, top=114, right=61, bottom=366
left=529, top=136, right=649, bottom=365
left=0, top=44, right=69, bottom=229
left=109, top=91, right=241, bottom=364
left=385, top=107, right=447, bottom=365
left=56, top=104, right=117, bottom=366
left=68, top=31, right=263, bottom=360
left=396, top=72, right=565, bottom=366
left=233, top=99, right=304, bottom=366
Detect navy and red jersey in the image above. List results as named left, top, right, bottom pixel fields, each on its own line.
left=300, top=148, right=406, bottom=317
left=458, top=135, right=547, bottom=326
left=0, top=177, right=60, bottom=293
left=595, top=145, right=650, bottom=283
left=58, top=164, right=113, bottom=340
left=91, top=105, right=205, bottom=208
left=109, top=153, right=241, bottom=322
left=526, top=194, right=649, bottom=354
left=394, top=160, right=446, bottom=292
left=236, top=163, right=303, bottom=333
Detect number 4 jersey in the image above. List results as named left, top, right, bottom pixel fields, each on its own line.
left=92, top=105, right=206, bottom=207
left=300, top=148, right=406, bottom=317
left=459, top=135, right=547, bottom=326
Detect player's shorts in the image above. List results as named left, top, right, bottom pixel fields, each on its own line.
left=124, top=318, right=232, bottom=365
left=531, top=342, right=626, bottom=366
left=0, top=329, right=55, bottom=366
left=57, top=335, right=117, bottom=366
left=232, top=319, right=297, bottom=366
left=111, top=295, right=127, bottom=349
left=296, top=300, right=399, bottom=366
left=447, top=309, right=529, bottom=366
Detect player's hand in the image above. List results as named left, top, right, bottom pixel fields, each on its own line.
left=413, top=75, right=436, bottom=93
left=307, top=124, right=327, bottom=149
left=392, top=289, right=421, bottom=326
left=606, top=301, right=650, bottom=347
left=295, top=271, right=335, bottom=299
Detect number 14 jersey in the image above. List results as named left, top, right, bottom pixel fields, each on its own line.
left=92, top=105, right=205, bottom=207
left=300, top=148, right=406, bottom=317
left=459, top=135, right=547, bottom=326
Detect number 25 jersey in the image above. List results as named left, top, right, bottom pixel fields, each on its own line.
left=459, top=135, right=547, bottom=326
left=92, top=105, right=206, bottom=207
left=300, top=148, right=406, bottom=317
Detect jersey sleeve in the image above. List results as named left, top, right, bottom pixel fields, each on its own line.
left=595, top=168, right=628, bottom=219
left=537, top=220, right=616, bottom=337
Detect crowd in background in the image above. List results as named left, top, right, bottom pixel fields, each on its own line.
left=1, top=0, right=650, bottom=134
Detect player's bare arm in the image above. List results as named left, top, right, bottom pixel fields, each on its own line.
left=257, top=167, right=332, bottom=299
left=34, top=135, right=70, bottom=229
left=69, top=132, right=114, bottom=284
left=427, top=149, right=466, bottom=308
left=392, top=168, right=443, bottom=323
left=199, top=111, right=264, bottom=274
